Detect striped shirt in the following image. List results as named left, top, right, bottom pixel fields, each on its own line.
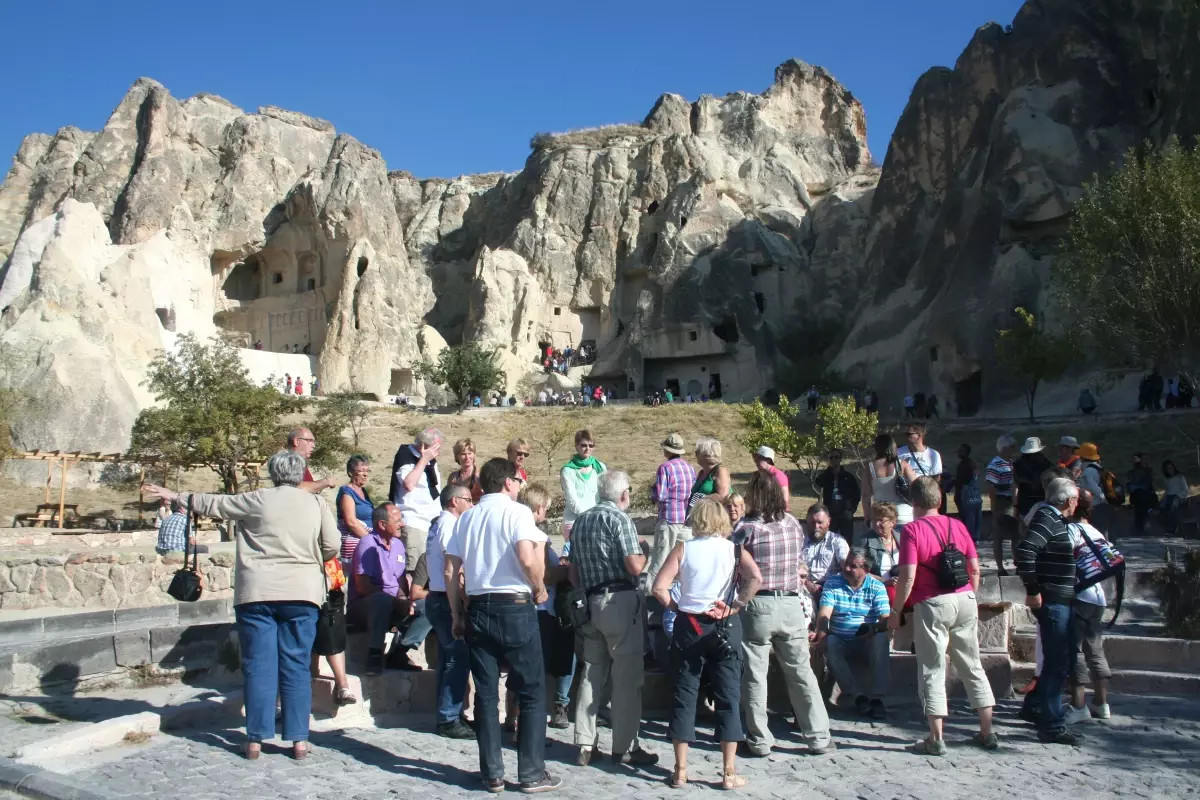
left=801, top=530, right=849, bottom=585
left=985, top=456, right=1014, bottom=497
left=740, top=513, right=804, bottom=592
left=570, top=500, right=642, bottom=590
left=653, top=457, right=696, bottom=524
left=1015, top=504, right=1076, bottom=604
left=156, top=512, right=189, bottom=553
left=819, top=573, right=891, bottom=638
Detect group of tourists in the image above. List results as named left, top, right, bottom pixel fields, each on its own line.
left=135, top=410, right=1149, bottom=793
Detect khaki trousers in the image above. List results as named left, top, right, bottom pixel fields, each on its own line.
left=740, top=594, right=831, bottom=751
left=573, top=589, right=646, bottom=754
left=913, top=591, right=995, bottom=718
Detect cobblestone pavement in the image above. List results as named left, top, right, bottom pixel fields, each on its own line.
left=65, top=695, right=1200, bottom=799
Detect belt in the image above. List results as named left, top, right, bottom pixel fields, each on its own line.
left=756, top=590, right=800, bottom=597
left=427, top=590, right=447, bottom=597
left=586, top=579, right=636, bottom=597
left=470, top=592, right=532, bottom=605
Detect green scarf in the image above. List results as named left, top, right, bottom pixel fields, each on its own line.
left=563, top=454, right=601, bottom=472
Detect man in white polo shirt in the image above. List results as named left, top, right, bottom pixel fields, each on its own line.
left=390, top=427, right=444, bottom=571
left=445, top=458, right=561, bottom=795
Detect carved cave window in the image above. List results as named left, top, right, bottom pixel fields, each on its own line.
left=357, top=257, right=369, bottom=277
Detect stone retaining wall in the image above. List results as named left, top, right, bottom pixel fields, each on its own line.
left=0, top=527, right=225, bottom=550
left=0, top=552, right=234, bottom=611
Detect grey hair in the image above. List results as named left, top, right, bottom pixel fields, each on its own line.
left=440, top=483, right=471, bottom=509
left=597, top=470, right=631, bottom=503
left=1047, top=477, right=1080, bottom=507
left=372, top=501, right=397, bottom=528
left=286, top=427, right=310, bottom=448
left=695, top=437, right=723, bottom=462
left=996, top=435, right=1016, bottom=452
left=415, top=427, right=443, bottom=446
left=846, top=546, right=871, bottom=570
left=267, top=450, right=306, bottom=487
left=346, top=454, right=370, bottom=476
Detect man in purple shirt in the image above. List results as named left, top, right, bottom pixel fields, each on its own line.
left=347, top=502, right=431, bottom=675
left=647, top=432, right=697, bottom=589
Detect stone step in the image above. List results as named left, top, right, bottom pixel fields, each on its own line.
left=1011, top=660, right=1200, bottom=697
left=1011, top=629, right=1200, bottom=674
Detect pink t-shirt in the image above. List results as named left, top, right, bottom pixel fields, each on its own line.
left=898, top=514, right=977, bottom=607
left=767, top=465, right=789, bottom=490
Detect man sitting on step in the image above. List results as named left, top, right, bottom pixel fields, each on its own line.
left=815, top=548, right=891, bottom=719
left=347, top=502, right=432, bottom=675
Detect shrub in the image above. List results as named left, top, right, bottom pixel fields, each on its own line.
left=1147, top=548, right=1200, bottom=639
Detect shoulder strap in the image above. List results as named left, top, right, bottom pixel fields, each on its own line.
left=185, top=494, right=196, bottom=571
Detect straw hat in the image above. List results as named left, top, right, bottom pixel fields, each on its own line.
left=1020, top=437, right=1044, bottom=454
left=661, top=433, right=686, bottom=455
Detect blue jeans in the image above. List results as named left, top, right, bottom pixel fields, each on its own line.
left=426, top=592, right=470, bottom=725
left=468, top=595, right=545, bottom=784
left=826, top=631, right=891, bottom=700
left=1022, top=602, right=1075, bottom=733
left=959, top=501, right=983, bottom=541
left=236, top=601, right=318, bottom=742
left=347, top=593, right=432, bottom=653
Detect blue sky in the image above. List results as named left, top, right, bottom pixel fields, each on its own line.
left=0, top=0, right=1026, bottom=179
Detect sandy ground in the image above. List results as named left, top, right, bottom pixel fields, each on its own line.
left=2, top=403, right=1198, bottom=526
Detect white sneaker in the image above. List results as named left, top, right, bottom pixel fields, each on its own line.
left=1063, top=704, right=1091, bottom=725
left=1089, top=703, right=1111, bottom=720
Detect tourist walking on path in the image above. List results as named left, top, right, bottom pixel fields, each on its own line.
left=1063, top=491, right=1113, bottom=725
left=863, top=434, right=918, bottom=529
left=1077, top=443, right=1115, bottom=536
left=751, top=445, right=791, bottom=511
left=1127, top=453, right=1157, bottom=534
left=568, top=471, right=655, bottom=767
left=738, top=473, right=835, bottom=757
left=560, top=429, right=606, bottom=544
left=423, top=484, right=476, bottom=739
left=445, top=458, right=559, bottom=794
left=691, top=437, right=731, bottom=505
left=1015, top=477, right=1083, bottom=745
left=390, top=428, right=443, bottom=571
left=954, top=444, right=983, bottom=541
left=889, top=476, right=997, bottom=755
left=647, top=433, right=697, bottom=587
left=653, top=498, right=763, bottom=790
left=143, top=450, right=340, bottom=761
left=446, top=438, right=483, bottom=503
left=1014, top=437, right=1053, bottom=532
left=986, top=436, right=1019, bottom=575
left=816, top=449, right=861, bottom=543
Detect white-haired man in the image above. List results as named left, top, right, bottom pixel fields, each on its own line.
left=568, top=470, right=654, bottom=767
left=390, top=427, right=443, bottom=572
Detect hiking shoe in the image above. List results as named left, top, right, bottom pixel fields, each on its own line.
left=1018, top=706, right=1042, bottom=725
left=1038, top=729, right=1083, bottom=746
left=918, top=737, right=947, bottom=756
left=807, top=740, right=837, bottom=756
left=612, top=747, right=658, bottom=767
left=549, top=703, right=570, bottom=729
left=853, top=694, right=871, bottom=716
left=1090, top=703, right=1111, bottom=720
left=519, top=771, right=562, bottom=793
left=1063, top=704, right=1092, bottom=725
left=365, top=649, right=384, bottom=676
left=868, top=699, right=886, bottom=720
left=972, top=732, right=1000, bottom=751
left=437, top=720, right=476, bottom=740
left=738, top=742, right=770, bottom=758
left=576, top=746, right=600, bottom=767
left=482, top=777, right=505, bottom=793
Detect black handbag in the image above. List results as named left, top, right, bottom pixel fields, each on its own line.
left=314, top=588, right=347, bottom=656
left=166, top=496, right=203, bottom=602
left=556, top=584, right=590, bottom=630
left=710, top=544, right=742, bottom=660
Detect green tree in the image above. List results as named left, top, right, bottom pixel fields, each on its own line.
left=1053, top=138, right=1200, bottom=386
left=995, top=307, right=1078, bottom=422
left=128, top=334, right=300, bottom=492
left=817, top=396, right=879, bottom=470
left=414, top=343, right=506, bottom=408
left=304, top=390, right=372, bottom=472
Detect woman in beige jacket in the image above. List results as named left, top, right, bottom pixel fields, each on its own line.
left=144, top=449, right=339, bottom=760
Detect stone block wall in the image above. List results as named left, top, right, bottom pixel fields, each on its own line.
left=0, top=552, right=235, bottom=611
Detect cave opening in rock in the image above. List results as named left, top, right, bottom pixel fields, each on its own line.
left=154, top=307, right=176, bottom=332
left=646, top=200, right=659, bottom=214
left=221, top=258, right=263, bottom=302
left=955, top=371, right=983, bottom=417
left=930, top=346, right=939, bottom=363
left=754, top=293, right=765, bottom=313
left=389, top=368, right=414, bottom=396
left=357, top=256, right=369, bottom=277
left=713, top=316, right=739, bottom=343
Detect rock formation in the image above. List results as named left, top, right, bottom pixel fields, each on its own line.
left=0, top=60, right=873, bottom=455
left=831, top=0, right=1200, bottom=416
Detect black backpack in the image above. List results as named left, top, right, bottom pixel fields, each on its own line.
left=931, top=517, right=969, bottom=591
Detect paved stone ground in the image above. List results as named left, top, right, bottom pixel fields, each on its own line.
left=59, top=695, right=1200, bottom=799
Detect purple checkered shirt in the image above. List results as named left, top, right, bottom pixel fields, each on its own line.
left=739, top=513, right=805, bottom=592
left=653, top=457, right=696, bottom=524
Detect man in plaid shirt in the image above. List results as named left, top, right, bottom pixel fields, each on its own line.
left=567, top=471, right=655, bottom=767
left=739, top=472, right=835, bottom=757
left=155, top=499, right=193, bottom=555
left=646, top=433, right=696, bottom=588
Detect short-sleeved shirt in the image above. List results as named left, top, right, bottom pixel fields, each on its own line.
left=336, top=485, right=374, bottom=561
left=820, top=573, right=891, bottom=638
left=801, top=530, right=849, bottom=585
left=898, top=514, right=977, bottom=607
left=349, top=532, right=407, bottom=604
left=898, top=445, right=943, bottom=478
left=425, top=510, right=458, bottom=593
left=740, top=513, right=804, bottom=592
left=985, top=456, right=1014, bottom=498
left=446, top=493, right=548, bottom=595
left=766, top=465, right=790, bottom=493
left=569, top=500, right=642, bottom=590
left=391, top=445, right=442, bottom=531
left=156, top=512, right=189, bottom=553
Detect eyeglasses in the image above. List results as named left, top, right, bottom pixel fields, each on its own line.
left=515, top=452, right=530, bottom=458
left=296, top=437, right=315, bottom=443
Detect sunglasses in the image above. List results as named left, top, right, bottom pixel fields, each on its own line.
left=579, top=442, right=595, bottom=449
left=515, top=452, right=530, bottom=458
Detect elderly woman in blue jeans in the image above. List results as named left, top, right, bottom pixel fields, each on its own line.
left=143, top=450, right=339, bottom=760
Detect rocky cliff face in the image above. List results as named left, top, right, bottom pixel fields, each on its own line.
left=832, top=0, right=1200, bottom=416
left=0, top=60, right=874, bottom=454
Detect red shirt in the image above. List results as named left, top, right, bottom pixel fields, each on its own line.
left=303, top=467, right=314, bottom=483
left=899, top=514, right=977, bottom=607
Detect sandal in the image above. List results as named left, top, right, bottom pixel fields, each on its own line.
left=291, top=742, right=310, bottom=760
left=334, top=686, right=358, bottom=706
left=668, top=766, right=688, bottom=789
left=722, top=770, right=747, bottom=790
left=242, top=742, right=261, bottom=761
